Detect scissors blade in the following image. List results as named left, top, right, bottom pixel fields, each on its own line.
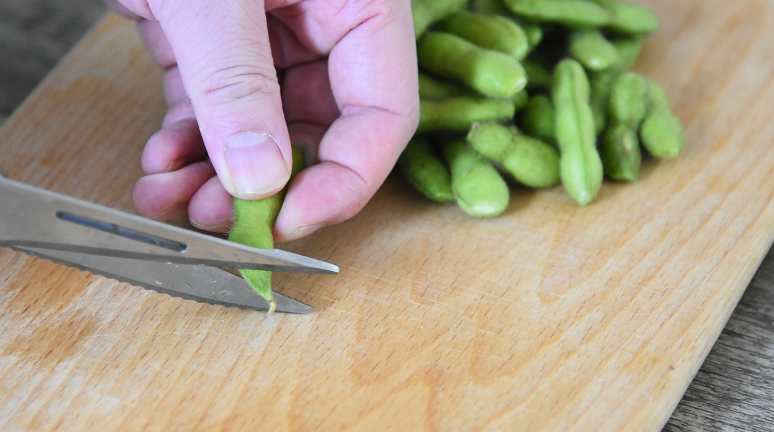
left=0, top=174, right=338, bottom=274
left=12, top=246, right=314, bottom=313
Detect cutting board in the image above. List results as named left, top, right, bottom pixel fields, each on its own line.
left=1, top=1, right=773, bottom=430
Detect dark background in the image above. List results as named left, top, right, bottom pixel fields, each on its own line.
left=1, top=0, right=772, bottom=430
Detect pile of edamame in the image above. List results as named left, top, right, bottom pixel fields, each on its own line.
left=402, top=0, right=685, bottom=217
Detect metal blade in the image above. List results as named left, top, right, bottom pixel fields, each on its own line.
left=0, top=174, right=338, bottom=274
left=12, top=246, right=314, bottom=314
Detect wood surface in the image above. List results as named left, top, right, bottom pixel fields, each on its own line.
left=1, top=1, right=774, bottom=430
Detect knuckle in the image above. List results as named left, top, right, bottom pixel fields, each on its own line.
left=200, top=64, right=280, bottom=105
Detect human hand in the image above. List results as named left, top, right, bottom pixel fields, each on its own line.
left=104, top=0, right=419, bottom=241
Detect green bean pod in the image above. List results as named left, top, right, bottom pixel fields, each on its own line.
left=523, top=56, right=553, bottom=90
left=503, top=0, right=613, bottom=29
left=640, top=80, right=684, bottom=158
left=467, top=122, right=560, bottom=188
left=418, top=72, right=471, bottom=100
left=521, top=94, right=556, bottom=144
left=586, top=0, right=659, bottom=34
left=607, top=72, right=650, bottom=129
left=552, top=59, right=603, bottom=206
left=520, top=20, right=544, bottom=50
left=229, top=146, right=305, bottom=313
left=418, top=97, right=516, bottom=132
left=588, top=36, right=644, bottom=134
left=569, top=30, right=619, bottom=72
left=469, top=0, right=511, bottom=15
left=412, top=0, right=468, bottom=39
left=418, top=32, right=528, bottom=98
left=438, top=12, right=530, bottom=60
left=399, top=136, right=454, bottom=202
left=511, top=89, right=529, bottom=111
left=443, top=139, right=510, bottom=217
left=599, top=122, right=641, bottom=181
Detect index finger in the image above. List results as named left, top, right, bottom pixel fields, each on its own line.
left=274, top=0, right=420, bottom=241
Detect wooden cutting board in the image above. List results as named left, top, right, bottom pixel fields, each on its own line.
left=1, top=1, right=773, bottom=430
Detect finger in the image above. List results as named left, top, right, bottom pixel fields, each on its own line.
left=137, top=19, right=176, bottom=69
left=282, top=59, right=340, bottom=128
left=188, top=176, right=235, bottom=233
left=275, top=0, right=419, bottom=241
left=141, top=118, right=207, bottom=175
left=163, top=66, right=187, bottom=107
left=133, top=160, right=215, bottom=220
left=150, top=0, right=293, bottom=200
left=267, top=13, right=321, bottom=68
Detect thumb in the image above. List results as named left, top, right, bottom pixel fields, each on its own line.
left=150, top=0, right=291, bottom=199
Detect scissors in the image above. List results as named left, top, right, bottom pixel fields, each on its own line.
left=0, top=172, right=338, bottom=313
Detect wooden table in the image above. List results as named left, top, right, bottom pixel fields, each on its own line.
left=1, top=0, right=773, bottom=430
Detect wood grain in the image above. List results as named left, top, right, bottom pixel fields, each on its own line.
left=1, top=1, right=774, bottom=431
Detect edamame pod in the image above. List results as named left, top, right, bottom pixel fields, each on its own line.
left=511, top=89, right=529, bottom=111
left=520, top=20, right=544, bottom=50
left=443, top=139, right=510, bottom=217
left=229, top=146, right=306, bottom=313
left=467, top=122, right=560, bottom=188
left=607, top=72, right=649, bottom=129
left=521, top=94, right=556, bottom=144
left=640, top=80, right=684, bottom=158
left=418, top=32, right=528, bottom=98
left=412, top=0, right=468, bottom=39
left=399, top=136, right=455, bottom=202
left=587, top=0, right=659, bottom=34
left=418, top=97, right=516, bottom=132
left=523, top=56, right=553, bottom=90
left=552, top=59, right=603, bottom=206
left=419, top=72, right=471, bottom=100
left=588, top=36, right=644, bottom=133
left=438, top=12, right=530, bottom=60
left=599, top=122, right=641, bottom=181
left=503, top=0, right=613, bottom=29
left=569, top=30, right=619, bottom=72
left=467, top=0, right=544, bottom=50
left=469, top=0, right=510, bottom=15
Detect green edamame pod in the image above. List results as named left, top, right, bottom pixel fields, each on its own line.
left=599, top=122, right=641, bottom=181
left=523, top=56, right=553, bottom=90
left=552, top=59, right=603, bottom=206
left=418, top=32, right=528, bottom=98
left=399, top=136, right=454, bottom=202
left=511, top=89, right=529, bottom=111
left=443, top=139, right=510, bottom=217
left=503, top=0, right=613, bottom=29
left=229, top=146, right=305, bottom=313
left=419, top=72, right=471, bottom=100
left=467, top=0, right=543, bottom=50
left=412, top=0, right=468, bottom=39
left=521, top=94, right=556, bottom=144
left=418, top=97, right=516, bottom=132
left=588, top=36, right=644, bottom=133
left=646, top=79, right=671, bottom=112
left=569, top=30, right=619, bottom=72
left=586, top=0, right=659, bottom=34
left=607, top=72, right=650, bottom=129
left=467, top=122, right=560, bottom=188
left=640, top=80, right=684, bottom=158
left=519, top=20, right=544, bottom=50
left=469, top=0, right=510, bottom=15
left=438, top=12, right=530, bottom=60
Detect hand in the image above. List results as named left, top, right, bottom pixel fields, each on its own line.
left=105, top=0, right=419, bottom=241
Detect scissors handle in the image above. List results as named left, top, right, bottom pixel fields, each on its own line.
left=0, top=174, right=338, bottom=274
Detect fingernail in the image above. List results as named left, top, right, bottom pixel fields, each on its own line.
left=190, top=218, right=233, bottom=233
left=224, top=133, right=288, bottom=196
